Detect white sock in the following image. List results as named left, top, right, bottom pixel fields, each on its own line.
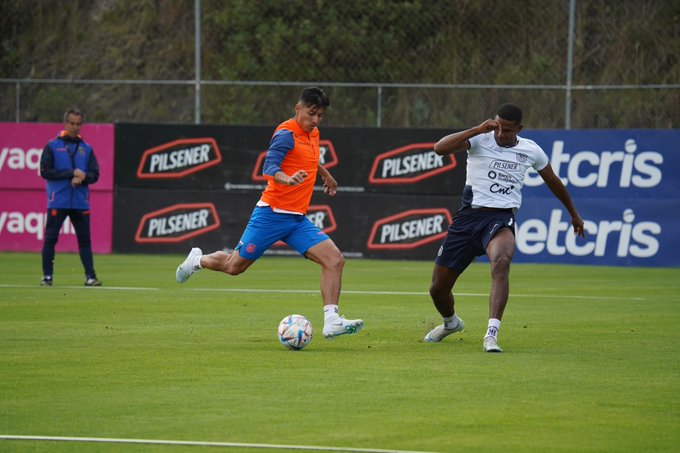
left=324, top=305, right=339, bottom=323
left=485, top=318, right=501, bottom=339
left=443, top=314, right=460, bottom=330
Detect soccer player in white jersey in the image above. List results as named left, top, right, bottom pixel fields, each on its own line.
left=423, top=103, right=585, bottom=352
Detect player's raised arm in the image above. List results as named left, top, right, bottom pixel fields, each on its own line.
left=434, top=119, right=498, bottom=155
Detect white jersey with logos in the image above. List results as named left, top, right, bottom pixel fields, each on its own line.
left=462, top=131, right=549, bottom=210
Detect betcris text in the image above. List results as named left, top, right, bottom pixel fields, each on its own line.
left=524, top=137, right=663, bottom=190
left=513, top=132, right=676, bottom=265
left=516, top=208, right=659, bottom=260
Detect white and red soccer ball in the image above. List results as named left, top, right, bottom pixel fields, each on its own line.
left=278, top=314, right=313, bottom=351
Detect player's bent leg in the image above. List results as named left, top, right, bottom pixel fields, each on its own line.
left=424, top=265, right=465, bottom=342
left=204, top=249, right=254, bottom=276
left=429, top=264, right=459, bottom=317
left=177, top=248, right=255, bottom=283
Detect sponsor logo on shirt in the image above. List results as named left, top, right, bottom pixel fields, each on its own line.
left=369, top=143, right=456, bottom=184
left=367, top=208, right=451, bottom=250
left=488, top=160, right=521, bottom=171
left=135, top=202, right=220, bottom=243
left=136, top=138, right=221, bottom=179
left=487, top=170, right=519, bottom=185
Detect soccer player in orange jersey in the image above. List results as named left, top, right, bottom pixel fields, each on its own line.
left=176, top=87, right=364, bottom=340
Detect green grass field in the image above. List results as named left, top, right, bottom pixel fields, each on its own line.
left=1, top=252, right=679, bottom=452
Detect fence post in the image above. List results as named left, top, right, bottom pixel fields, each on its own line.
left=15, top=82, right=20, bottom=122
left=565, top=0, right=576, bottom=130
left=194, top=0, right=202, bottom=125
left=376, top=85, right=382, bottom=128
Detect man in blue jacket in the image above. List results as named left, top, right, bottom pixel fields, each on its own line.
left=40, top=108, right=102, bottom=287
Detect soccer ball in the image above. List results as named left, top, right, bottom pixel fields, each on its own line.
left=278, top=314, right=313, bottom=351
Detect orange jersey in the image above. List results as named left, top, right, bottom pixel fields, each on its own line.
left=259, top=118, right=320, bottom=214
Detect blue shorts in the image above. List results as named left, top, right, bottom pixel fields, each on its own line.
left=434, top=208, right=516, bottom=273
left=234, top=206, right=330, bottom=260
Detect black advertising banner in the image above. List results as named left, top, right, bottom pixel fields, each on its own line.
left=114, top=123, right=466, bottom=194
left=114, top=187, right=460, bottom=260
left=113, top=123, right=467, bottom=259
left=115, top=123, right=272, bottom=190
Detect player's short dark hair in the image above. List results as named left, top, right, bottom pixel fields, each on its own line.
left=299, top=87, right=330, bottom=109
left=63, top=107, right=84, bottom=122
left=496, top=103, right=522, bottom=124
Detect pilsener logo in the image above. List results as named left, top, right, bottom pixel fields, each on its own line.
left=251, top=140, right=337, bottom=181
left=274, top=205, right=337, bottom=247
left=137, top=138, right=221, bottom=179
left=369, top=143, right=457, bottom=184
left=367, top=208, right=451, bottom=250
left=135, top=203, right=220, bottom=243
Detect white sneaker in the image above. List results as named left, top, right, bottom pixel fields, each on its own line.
left=323, top=316, right=364, bottom=340
left=483, top=336, right=502, bottom=353
left=176, top=247, right=202, bottom=283
left=424, top=318, right=465, bottom=343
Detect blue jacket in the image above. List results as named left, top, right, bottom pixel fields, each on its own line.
left=40, top=131, right=100, bottom=210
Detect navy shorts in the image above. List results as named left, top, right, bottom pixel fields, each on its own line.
left=434, top=208, right=516, bottom=273
left=235, top=206, right=330, bottom=260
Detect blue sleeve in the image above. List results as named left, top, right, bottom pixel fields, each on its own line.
left=263, top=130, right=294, bottom=176
left=84, top=148, right=100, bottom=185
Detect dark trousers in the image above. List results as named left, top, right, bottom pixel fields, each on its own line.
left=42, top=208, right=96, bottom=279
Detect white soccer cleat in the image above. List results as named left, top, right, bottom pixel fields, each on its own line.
left=483, top=336, right=503, bottom=353
left=423, top=318, right=465, bottom=343
left=323, top=316, right=364, bottom=340
left=176, top=247, right=203, bottom=283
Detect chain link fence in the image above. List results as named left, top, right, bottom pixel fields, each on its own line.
left=1, top=0, right=679, bottom=128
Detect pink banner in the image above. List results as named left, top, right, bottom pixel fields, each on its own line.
left=0, top=189, right=113, bottom=253
left=0, top=122, right=114, bottom=191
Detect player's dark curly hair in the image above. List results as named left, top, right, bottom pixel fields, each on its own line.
left=299, top=87, right=330, bottom=109
left=496, top=103, right=522, bottom=124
